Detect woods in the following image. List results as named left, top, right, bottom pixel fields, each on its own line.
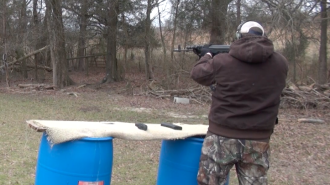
left=0, top=2, right=330, bottom=184
left=0, top=0, right=329, bottom=88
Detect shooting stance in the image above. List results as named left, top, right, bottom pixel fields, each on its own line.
left=190, top=21, right=288, bottom=185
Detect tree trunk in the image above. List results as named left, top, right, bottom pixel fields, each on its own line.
left=292, top=34, right=297, bottom=84
left=2, top=0, right=9, bottom=87
left=19, top=0, right=28, bottom=79
left=157, top=0, right=168, bottom=79
left=144, top=0, right=154, bottom=80
left=105, top=0, right=120, bottom=82
left=121, top=13, right=128, bottom=73
left=318, top=0, right=327, bottom=84
left=46, top=0, right=74, bottom=88
left=209, top=0, right=232, bottom=44
left=33, top=0, right=39, bottom=80
left=34, top=0, right=49, bottom=81
left=236, top=0, right=241, bottom=25
left=77, top=0, right=88, bottom=71
left=170, top=0, right=180, bottom=61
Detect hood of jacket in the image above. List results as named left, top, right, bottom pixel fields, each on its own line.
left=229, top=36, right=274, bottom=63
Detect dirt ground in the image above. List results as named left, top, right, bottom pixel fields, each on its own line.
left=1, top=67, right=330, bottom=185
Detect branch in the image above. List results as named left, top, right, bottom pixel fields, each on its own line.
left=298, top=118, right=325, bottom=124
left=0, top=45, right=49, bottom=69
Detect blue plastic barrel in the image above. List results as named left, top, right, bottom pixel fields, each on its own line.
left=35, top=133, right=113, bottom=185
left=156, top=136, right=229, bottom=185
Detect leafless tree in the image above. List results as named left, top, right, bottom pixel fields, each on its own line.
left=76, top=0, right=91, bottom=71
left=45, top=0, right=74, bottom=87
left=260, top=0, right=318, bottom=84
left=0, top=0, right=327, bottom=90
left=209, top=0, right=233, bottom=44
left=17, top=0, right=28, bottom=79
left=170, top=0, right=180, bottom=62
left=144, top=0, right=154, bottom=80
left=236, top=0, right=241, bottom=25
left=33, top=0, right=48, bottom=81
left=318, top=0, right=327, bottom=84
left=1, top=0, right=9, bottom=86
left=105, top=0, right=120, bottom=82
left=156, top=0, right=167, bottom=72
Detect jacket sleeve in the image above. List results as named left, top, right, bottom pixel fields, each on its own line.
left=190, top=54, right=215, bottom=86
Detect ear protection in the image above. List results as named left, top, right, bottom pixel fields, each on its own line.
left=235, top=22, right=245, bottom=39
left=236, top=21, right=265, bottom=39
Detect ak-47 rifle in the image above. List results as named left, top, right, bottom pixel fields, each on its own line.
left=174, top=44, right=230, bottom=58
left=174, top=44, right=230, bottom=92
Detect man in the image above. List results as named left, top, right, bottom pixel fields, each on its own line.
left=190, top=21, right=288, bottom=185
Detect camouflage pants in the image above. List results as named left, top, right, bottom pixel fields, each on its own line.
left=197, top=132, right=270, bottom=185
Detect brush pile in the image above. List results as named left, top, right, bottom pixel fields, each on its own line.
left=281, top=83, right=330, bottom=109
left=147, top=81, right=330, bottom=109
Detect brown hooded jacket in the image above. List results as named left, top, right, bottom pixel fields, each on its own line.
left=190, top=36, right=288, bottom=140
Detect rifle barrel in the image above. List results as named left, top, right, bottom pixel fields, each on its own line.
left=173, top=44, right=230, bottom=53
left=209, top=45, right=230, bottom=49
left=173, top=49, right=193, bottom=52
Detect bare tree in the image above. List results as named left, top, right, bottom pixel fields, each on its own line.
left=1, top=0, right=9, bottom=86
left=236, top=0, right=241, bottom=25
left=259, top=0, right=316, bottom=84
left=45, top=0, right=74, bottom=87
left=33, top=0, right=45, bottom=81
left=18, top=0, right=28, bottom=79
left=170, top=0, right=180, bottom=61
left=144, top=0, right=154, bottom=80
left=318, top=0, right=327, bottom=84
left=209, top=0, right=233, bottom=44
left=157, top=0, right=167, bottom=69
left=105, top=0, right=120, bottom=82
left=121, top=12, right=129, bottom=72
left=77, top=0, right=90, bottom=71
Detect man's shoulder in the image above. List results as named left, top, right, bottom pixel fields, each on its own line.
left=270, top=52, right=289, bottom=72
left=272, top=52, right=288, bottom=64
left=212, top=53, right=232, bottom=62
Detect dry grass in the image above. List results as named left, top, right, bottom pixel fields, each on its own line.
left=269, top=109, right=330, bottom=185
left=0, top=85, right=208, bottom=185
left=0, top=70, right=329, bottom=185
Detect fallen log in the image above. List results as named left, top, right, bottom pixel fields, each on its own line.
left=17, top=83, right=55, bottom=90
left=298, top=118, right=325, bottom=124
left=11, top=63, right=52, bottom=72
left=0, top=45, right=49, bottom=69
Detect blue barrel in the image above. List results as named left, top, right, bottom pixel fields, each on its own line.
left=35, top=133, right=113, bottom=185
left=156, top=136, right=229, bottom=185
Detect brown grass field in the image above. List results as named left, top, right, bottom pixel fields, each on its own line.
left=0, top=67, right=329, bottom=185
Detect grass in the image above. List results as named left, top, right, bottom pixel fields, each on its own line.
left=0, top=89, right=206, bottom=185
left=0, top=87, right=329, bottom=185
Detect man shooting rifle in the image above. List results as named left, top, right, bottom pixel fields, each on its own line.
left=190, top=21, right=288, bottom=185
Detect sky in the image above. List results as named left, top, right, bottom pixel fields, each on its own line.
left=150, top=0, right=171, bottom=27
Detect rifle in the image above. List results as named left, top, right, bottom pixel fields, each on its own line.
left=174, top=44, right=230, bottom=58
left=174, top=44, right=230, bottom=92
